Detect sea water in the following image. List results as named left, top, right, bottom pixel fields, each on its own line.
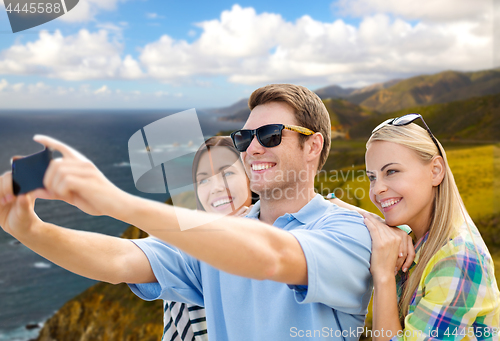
left=0, top=110, right=242, bottom=341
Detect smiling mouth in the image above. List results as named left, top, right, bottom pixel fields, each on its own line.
left=212, top=198, right=233, bottom=208
left=381, top=198, right=402, bottom=208
left=251, top=162, right=276, bottom=171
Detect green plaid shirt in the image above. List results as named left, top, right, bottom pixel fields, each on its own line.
left=394, top=222, right=500, bottom=340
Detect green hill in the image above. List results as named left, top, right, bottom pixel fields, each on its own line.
left=323, top=98, right=379, bottom=129
left=359, top=69, right=500, bottom=113
left=350, top=93, right=500, bottom=141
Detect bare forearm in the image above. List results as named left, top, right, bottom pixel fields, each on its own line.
left=15, top=220, right=153, bottom=284
left=116, top=194, right=307, bottom=284
left=372, top=277, right=403, bottom=340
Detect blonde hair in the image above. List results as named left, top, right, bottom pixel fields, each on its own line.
left=367, top=123, right=468, bottom=323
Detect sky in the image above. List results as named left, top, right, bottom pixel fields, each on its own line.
left=0, top=0, right=497, bottom=109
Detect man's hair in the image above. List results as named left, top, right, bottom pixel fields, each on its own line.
left=248, top=84, right=331, bottom=171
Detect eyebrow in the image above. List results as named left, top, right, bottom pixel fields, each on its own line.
left=366, top=162, right=400, bottom=174
left=381, top=162, right=399, bottom=171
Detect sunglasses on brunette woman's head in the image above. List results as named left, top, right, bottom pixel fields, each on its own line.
left=372, top=113, right=443, bottom=156
left=230, top=124, right=315, bottom=153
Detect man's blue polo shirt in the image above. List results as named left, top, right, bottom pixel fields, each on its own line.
left=128, top=194, right=373, bottom=340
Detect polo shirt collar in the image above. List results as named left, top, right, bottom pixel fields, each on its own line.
left=245, top=194, right=330, bottom=225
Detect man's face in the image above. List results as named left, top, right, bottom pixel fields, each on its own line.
left=241, top=102, right=308, bottom=198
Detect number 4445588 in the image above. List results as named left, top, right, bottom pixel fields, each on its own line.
left=5, top=2, right=62, bottom=14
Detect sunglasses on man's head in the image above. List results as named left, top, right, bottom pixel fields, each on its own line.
left=230, top=124, right=315, bottom=153
left=372, top=113, right=443, bottom=156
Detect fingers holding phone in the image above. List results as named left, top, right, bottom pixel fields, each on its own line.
left=0, top=170, right=39, bottom=237
left=11, top=148, right=52, bottom=196
left=33, top=135, right=125, bottom=217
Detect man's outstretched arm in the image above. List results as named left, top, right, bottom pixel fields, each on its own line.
left=117, top=194, right=307, bottom=284
left=0, top=171, right=155, bottom=285
left=0, top=135, right=308, bottom=285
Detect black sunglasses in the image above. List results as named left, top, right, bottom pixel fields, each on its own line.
left=230, top=124, right=315, bottom=152
left=372, top=113, right=442, bottom=156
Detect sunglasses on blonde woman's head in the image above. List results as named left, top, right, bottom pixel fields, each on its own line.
left=230, top=124, right=315, bottom=153
left=372, top=113, right=443, bottom=156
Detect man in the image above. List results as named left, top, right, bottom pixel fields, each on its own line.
left=0, top=84, right=373, bottom=340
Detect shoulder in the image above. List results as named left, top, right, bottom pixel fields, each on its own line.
left=315, top=204, right=366, bottom=231
left=298, top=203, right=371, bottom=249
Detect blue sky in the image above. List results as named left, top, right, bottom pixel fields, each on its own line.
left=0, top=0, right=495, bottom=109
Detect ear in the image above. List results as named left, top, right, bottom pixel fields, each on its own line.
left=305, top=132, right=324, bottom=164
left=430, top=156, right=445, bottom=186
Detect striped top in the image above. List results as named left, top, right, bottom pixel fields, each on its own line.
left=393, top=221, right=500, bottom=340
left=162, top=301, right=208, bottom=341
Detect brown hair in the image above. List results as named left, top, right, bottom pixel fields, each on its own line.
left=192, top=136, right=257, bottom=211
left=248, top=84, right=331, bottom=171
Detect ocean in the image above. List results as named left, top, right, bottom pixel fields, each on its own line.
left=0, top=110, right=242, bottom=341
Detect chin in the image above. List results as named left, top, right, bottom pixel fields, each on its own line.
left=384, top=215, right=404, bottom=227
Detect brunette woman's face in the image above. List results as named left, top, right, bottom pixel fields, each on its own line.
left=196, top=147, right=252, bottom=215
left=365, top=141, right=438, bottom=232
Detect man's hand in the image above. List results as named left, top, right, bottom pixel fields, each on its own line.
left=32, top=135, right=126, bottom=217
left=0, top=171, right=41, bottom=237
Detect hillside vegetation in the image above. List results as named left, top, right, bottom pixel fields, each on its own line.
left=357, top=69, right=500, bottom=113
left=350, top=93, right=500, bottom=142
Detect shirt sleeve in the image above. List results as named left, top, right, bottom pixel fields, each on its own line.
left=127, top=237, right=204, bottom=307
left=391, top=244, right=498, bottom=341
left=288, top=210, right=373, bottom=315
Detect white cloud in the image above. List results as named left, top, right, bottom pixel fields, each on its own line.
left=0, top=79, right=8, bottom=91
left=0, top=80, right=193, bottom=108
left=0, top=4, right=494, bottom=87
left=146, top=12, right=164, bottom=19
left=333, top=0, right=492, bottom=23
left=155, top=90, right=169, bottom=97
left=12, top=83, right=24, bottom=92
left=137, top=4, right=494, bottom=86
left=60, top=0, right=122, bottom=23
left=0, top=29, right=144, bottom=80
left=94, top=85, right=110, bottom=94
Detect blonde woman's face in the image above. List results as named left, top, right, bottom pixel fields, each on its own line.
left=196, top=147, right=252, bottom=215
left=365, top=141, right=436, bottom=231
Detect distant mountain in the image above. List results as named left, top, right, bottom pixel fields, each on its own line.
left=217, top=96, right=379, bottom=131
left=207, top=98, right=250, bottom=116
left=207, top=98, right=250, bottom=122
left=323, top=98, right=378, bottom=128
left=350, top=93, right=500, bottom=141
left=315, top=85, right=356, bottom=99
left=211, top=68, right=500, bottom=127
left=346, top=79, right=402, bottom=105
left=214, top=87, right=379, bottom=123
left=358, top=69, right=500, bottom=113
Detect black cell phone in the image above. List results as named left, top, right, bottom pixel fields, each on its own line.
left=11, top=148, right=53, bottom=196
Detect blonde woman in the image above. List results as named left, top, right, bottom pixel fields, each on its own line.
left=362, top=114, right=500, bottom=340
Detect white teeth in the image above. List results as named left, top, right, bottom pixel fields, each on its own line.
left=252, top=163, right=274, bottom=171
left=212, top=198, right=232, bottom=208
left=381, top=198, right=401, bottom=208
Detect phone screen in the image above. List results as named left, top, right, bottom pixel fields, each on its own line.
left=12, top=148, right=53, bottom=195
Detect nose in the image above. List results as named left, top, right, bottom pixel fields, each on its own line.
left=210, top=173, right=226, bottom=194
left=245, top=135, right=265, bottom=156
left=371, top=178, right=387, bottom=197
